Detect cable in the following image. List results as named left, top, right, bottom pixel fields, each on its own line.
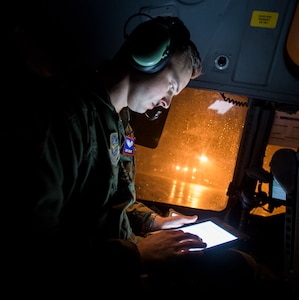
left=220, top=92, right=248, bottom=107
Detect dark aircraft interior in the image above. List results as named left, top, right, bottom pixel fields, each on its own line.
left=9, top=0, right=299, bottom=298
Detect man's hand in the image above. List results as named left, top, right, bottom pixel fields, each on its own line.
left=152, top=209, right=198, bottom=230
left=137, top=229, right=207, bottom=269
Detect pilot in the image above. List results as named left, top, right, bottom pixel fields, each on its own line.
left=3, top=3, right=280, bottom=299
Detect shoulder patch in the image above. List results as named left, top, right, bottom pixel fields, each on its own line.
left=109, top=132, right=120, bottom=166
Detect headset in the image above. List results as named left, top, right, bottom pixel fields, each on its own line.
left=124, top=13, right=191, bottom=73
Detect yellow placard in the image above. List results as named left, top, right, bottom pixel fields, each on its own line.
left=250, top=10, right=279, bottom=28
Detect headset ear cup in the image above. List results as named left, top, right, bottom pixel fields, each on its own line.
left=128, top=21, right=172, bottom=73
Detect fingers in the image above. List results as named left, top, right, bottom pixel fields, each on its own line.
left=169, top=208, right=198, bottom=219
left=167, top=209, right=198, bottom=226
left=171, top=230, right=207, bottom=250
left=182, top=215, right=198, bottom=223
left=175, top=229, right=202, bottom=239
left=176, top=238, right=207, bottom=256
left=177, top=248, right=205, bottom=255
left=141, top=229, right=207, bottom=260
left=178, top=237, right=206, bottom=245
left=178, top=236, right=207, bottom=248
left=160, top=215, right=198, bottom=230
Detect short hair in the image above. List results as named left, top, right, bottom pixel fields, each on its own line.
left=176, top=39, right=203, bottom=79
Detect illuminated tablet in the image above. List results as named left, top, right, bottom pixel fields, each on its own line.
left=178, top=218, right=245, bottom=251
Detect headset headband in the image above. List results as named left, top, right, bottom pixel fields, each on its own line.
left=125, top=15, right=191, bottom=73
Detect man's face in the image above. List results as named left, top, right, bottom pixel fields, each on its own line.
left=128, top=51, right=193, bottom=114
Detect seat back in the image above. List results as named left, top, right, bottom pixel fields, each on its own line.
left=270, top=148, right=299, bottom=286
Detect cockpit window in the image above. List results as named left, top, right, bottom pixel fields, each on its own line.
left=134, top=88, right=248, bottom=211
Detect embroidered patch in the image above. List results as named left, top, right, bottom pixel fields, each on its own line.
left=122, top=135, right=135, bottom=156
left=109, top=132, right=120, bottom=166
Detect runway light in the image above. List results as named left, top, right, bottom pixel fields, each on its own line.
left=200, top=155, right=208, bottom=162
